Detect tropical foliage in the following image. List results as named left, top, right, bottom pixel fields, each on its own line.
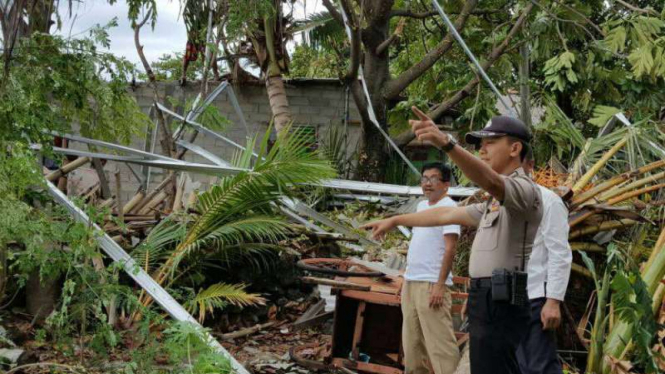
left=132, top=126, right=336, bottom=321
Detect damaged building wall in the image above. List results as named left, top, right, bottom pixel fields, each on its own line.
left=66, top=79, right=363, bottom=202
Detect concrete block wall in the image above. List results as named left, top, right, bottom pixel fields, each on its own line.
left=69, top=79, right=363, bottom=203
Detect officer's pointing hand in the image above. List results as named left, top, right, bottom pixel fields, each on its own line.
left=360, top=218, right=396, bottom=240
left=410, top=106, right=449, bottom=149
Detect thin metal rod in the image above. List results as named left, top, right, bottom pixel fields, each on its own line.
left=176, top=139, right=232, bottom=167
left=225, top=84, right=251, bottom=135
left=46, top=147, right=247, bottom=177
left=431, top=0, right=517, bottom=117
left=146, top=117, right=160, bottom=190
left=50, top=131, right=173, bottom=161
left=156, top=102, right=259, bottom=158
left=48, top=130, right=479, bottom=198
left=188, top=81, right=229, bottom=122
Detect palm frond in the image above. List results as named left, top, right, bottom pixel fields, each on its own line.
left=289, top=11, right=334, bottom=33
left=319, top=125, right=356, bottom=177
left=169, top=215, right=290, bottom=274
left=132, top=217, right=188, bottom=272
left=535, top=96, right=586, bottom=162
left=185, top=125, right=334, bottom=249
left=289, top=11, right=344, bottom=50
left=185, top=283, right=265, bottom=323
left=149, top=125, right=335, bottom=288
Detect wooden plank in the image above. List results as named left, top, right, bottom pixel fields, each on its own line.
left=340, top=290, right=401, bottom=306
left=46, top=156, right=90, bottom=182
left=342, top=276, right=401, bottom=295
left=450, top=292, right=468, bottom=301
left=114, top=171, right=124, bottom=224
left=348, top=258, right=398, bottom=277
left=351, top=302, right=366, bottom=360
left=331, top=358, right=403, bottom=374
left=122, top=191, right=145, bottom=214
left=172, top=173, right=186, bottom=212
left=302, top=277, right=371, bottom=291
left=292, top=311, right=334, bottom=331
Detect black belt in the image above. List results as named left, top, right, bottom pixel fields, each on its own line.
left=470, top=277, right=492, bottom=289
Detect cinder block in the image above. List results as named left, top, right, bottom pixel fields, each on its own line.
left=308, top=97, right=332, bottom=106
left=288, top=96, right=309, bottom=106
left=298, top=106, right=320, bottom=114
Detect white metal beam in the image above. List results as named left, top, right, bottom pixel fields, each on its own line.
left=45, top=181, right=250, bottom=374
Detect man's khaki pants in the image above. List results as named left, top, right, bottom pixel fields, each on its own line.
left=402, top=281, right=460, bottom=374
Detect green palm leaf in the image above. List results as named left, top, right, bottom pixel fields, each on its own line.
left=143, top=125, right=335, bottom=293
left=185, top=283, right=266, bottom=323
left=169, top=215, right=290, bottom=274
left=132, top=217, right=188, bottom=272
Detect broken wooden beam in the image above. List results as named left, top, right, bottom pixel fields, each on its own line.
left=293, top=310, right=334, bottom=332
left=138, top=191, right=169, bottom=215
left=570, top=242, right=605, bottom=252
left=122, top=191, right=145, bottom=214
left=46, top=156, right=91, bottom=182
left=301, top=277, right=371, bottom=291
left=569, top=219, right=637, bottom=239
left=172, top=173, right=186, bottom=212
left=98, top=198, right=115, bottom=209
left=130, top=175, right=175, bottom=214
left=571, top=263, right=593, bottom=278
left=114, top=171, right=124, bottom=224
left=105, top=214, right=156, bottom=222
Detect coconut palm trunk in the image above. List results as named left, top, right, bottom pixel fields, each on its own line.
left=265, top=68, right=291, bottom=133
left=260, top=11, right=292, bottom=134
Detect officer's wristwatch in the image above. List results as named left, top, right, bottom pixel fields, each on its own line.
left=441, top=134, right=457, bottom=152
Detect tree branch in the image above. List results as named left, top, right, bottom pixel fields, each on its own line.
left=349, top=79, right=372, bottom=126
left=337, top=0, right=361, bottom=82
left=530, top=0, right=602, bottom=42
left=390, top=10, right=439, bottom=19
left=133, top=7, right=176, bottom=165
left=376, top=18, right=406, bottom=55
left=133, top=10, right=155, bottom=82
left=392, top=3, right=535, bottom=147
left=322, top=0, right=344, bottom=24
left=551, top=0, right=605, bottom=37
left=389, top=8, right=500, bottom=19
left=615, top=0, right=660, bottom=16
left=383, top=0, right=479, bottom=100
left=429, top=3, right=534, bottom=120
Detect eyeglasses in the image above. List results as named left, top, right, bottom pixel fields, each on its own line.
left=420, top=176, right=443, bottom=184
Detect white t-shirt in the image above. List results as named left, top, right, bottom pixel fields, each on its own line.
left=404, top=197, right=461, bottom=285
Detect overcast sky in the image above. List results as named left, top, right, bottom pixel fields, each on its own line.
left=57, top=0, right=323, bottom=68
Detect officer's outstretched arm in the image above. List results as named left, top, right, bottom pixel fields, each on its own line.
left=444, top=146, right=506, bottom=200
left=410, top=106, right=506, bottom=200
left=361, top=206, right=474, bottom=240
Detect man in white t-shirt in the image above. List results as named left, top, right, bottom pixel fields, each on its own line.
left=402, top=163, right=461, bottom=374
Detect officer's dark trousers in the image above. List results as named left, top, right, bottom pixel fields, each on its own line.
left=516, top=298, right=563, bottom=374
left=468, top=284, right=530, bottom=374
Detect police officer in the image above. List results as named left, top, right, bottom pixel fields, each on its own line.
left=362, top=107, right=543, bottom=374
